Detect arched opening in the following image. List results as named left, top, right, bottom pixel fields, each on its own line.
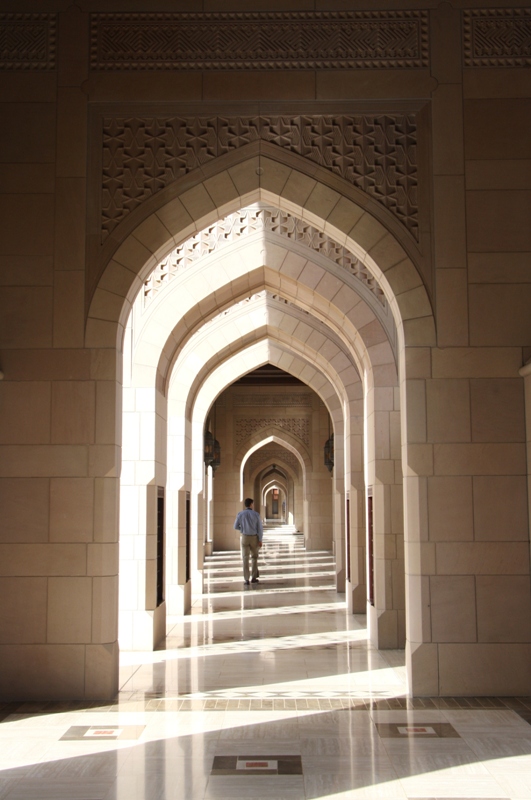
left=88, top=153, right=437, bottom=695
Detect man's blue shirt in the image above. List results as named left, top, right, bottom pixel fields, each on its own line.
left=234, top=508, right=263, bottom=541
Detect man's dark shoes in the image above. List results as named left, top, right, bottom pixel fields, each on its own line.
left=251, top=578, right=259, bottom=583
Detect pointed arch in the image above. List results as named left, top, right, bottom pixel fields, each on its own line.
left=87, top=154, right=435, bottom=354
left=90, top=151, right=437, bottom=694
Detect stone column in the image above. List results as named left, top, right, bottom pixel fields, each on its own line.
left=519, top=361, right=531, bottom=565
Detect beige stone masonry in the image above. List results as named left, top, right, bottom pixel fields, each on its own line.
left=1, top=0, right=530, bottom=701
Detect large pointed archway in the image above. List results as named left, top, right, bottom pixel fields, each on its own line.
left=87, top=150, right=437, bottom=696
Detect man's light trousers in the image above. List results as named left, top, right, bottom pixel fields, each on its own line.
left=240, top=534, right=260, bottom=582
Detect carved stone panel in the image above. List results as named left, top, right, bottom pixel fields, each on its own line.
left=0, top=13, right=56, bottom=71
left=464, top=8, right=531, bottom=67
left=91, top=11, right=429, bottom=71
left=234, top=393, right=312, bottom=408
left=102, top=114, right=418, bottom=241
left=143, top=209, right=386, bottom=309
left=235, top=417, right=310, bottom=448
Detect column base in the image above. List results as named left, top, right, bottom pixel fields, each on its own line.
left=0, top=642, right=119, bottom=701
left=438, top=643, right=531, bottom=696
left=119, top=604, right=166, bottom=650
left=346, top=580, right=366, bottom=613
left=407, top=641, right=531, bottom=697
left=368, top=606, right=405, bottom=649
left=336, top=567, right=346, bottom=593
left=406, top=641, right=439, bottom=696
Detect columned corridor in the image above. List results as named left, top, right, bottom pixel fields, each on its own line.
left=1, top=536, right=530, bottom=799
left=120, top=528, right=406, bottom=701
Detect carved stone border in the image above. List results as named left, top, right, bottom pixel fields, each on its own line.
left=143, top=210, right=386, bottom=310
left=235, top=417, right=311, bottom=448
left=90, top=10, right=429, bottom=71
left=0, top=13, right=56, bottom=71
left=464, top=8, right=531, bottom=67
left=234, top=393, right=312, bottom=407
left=101, top=114, right=419, bottom=242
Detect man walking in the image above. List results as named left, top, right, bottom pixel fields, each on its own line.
left=234, top=498, right=263, bottom=585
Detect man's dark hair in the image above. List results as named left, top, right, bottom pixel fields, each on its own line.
left=244, top=498, right=254, bottom=508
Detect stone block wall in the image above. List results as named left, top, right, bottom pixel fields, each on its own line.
left=0, top=1, right=530, bottom=699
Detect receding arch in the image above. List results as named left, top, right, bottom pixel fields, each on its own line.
left=239, top=432, right=311, bottom=475
left=98, top=152, right=436, bottom=694
left=126, top=234, right=396, bottom=395
left=185, top=340, right=346, bottom=563
left=250, top=456, right=300, bottom=492
left=241, top=438, right=310, bottom=470
left=241, top=435, right=307, bottom=531
left=87, top=155, right=435, bottom=355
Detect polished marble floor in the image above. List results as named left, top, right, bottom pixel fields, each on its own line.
left=1, top=528, right=531, bottom=799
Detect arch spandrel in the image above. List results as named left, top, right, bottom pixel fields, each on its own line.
left=96, top=132, right=425, bottom=270
left=88, top=153, right=434, bottom=352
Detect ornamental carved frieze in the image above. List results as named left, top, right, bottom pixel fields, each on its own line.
left=463, top=8, right=531, bottom=67
left=102, top=114, right=418, bottom=241
left=143, top=208, right=386, bottom=309
left=91, top=11, right=429, bottom=71
left=0, top=13, right=56, bottom=70
left=235, top=417, right=310, bottom=448
left=234, top=393, right=312, bottom=408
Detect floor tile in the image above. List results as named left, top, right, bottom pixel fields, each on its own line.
left=376, top=722, right=460, bottom=739
left=0, top=529, right=527, bottom=800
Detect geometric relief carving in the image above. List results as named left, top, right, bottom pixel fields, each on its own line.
left=102, top=115, right=418, bottom=241
left=143, top=208, right=386, bottom=308
left=463, top=8, right=531, bottom=67
left=0, top=14, right=56, bottom=70
left=234, top=394, right=312, bottom=408
left=235, top=418, right=310, bottom=448
left=91, top=11, right=429, bottom=71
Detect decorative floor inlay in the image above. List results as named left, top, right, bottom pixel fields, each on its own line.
left=376, top=721, right=460, bottom=738
left=211, top=755, right=302, bottom=776
left=60, top=725, right=145, bottom=741
left=7, top=694, right=526, bottom=715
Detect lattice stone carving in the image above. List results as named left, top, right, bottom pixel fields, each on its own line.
left=101, top=115, right=418, bottom=241
left=464, top=8, right=531, bottom=67
left=0, top=13, right=56, bottom=70
left=91, top=11, right=428, bottom=71
left=234, top=393, right=312, bottom=407
left=235, top=418, right=310, bottom=447
left=143, top=207, right=386, bottom=309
